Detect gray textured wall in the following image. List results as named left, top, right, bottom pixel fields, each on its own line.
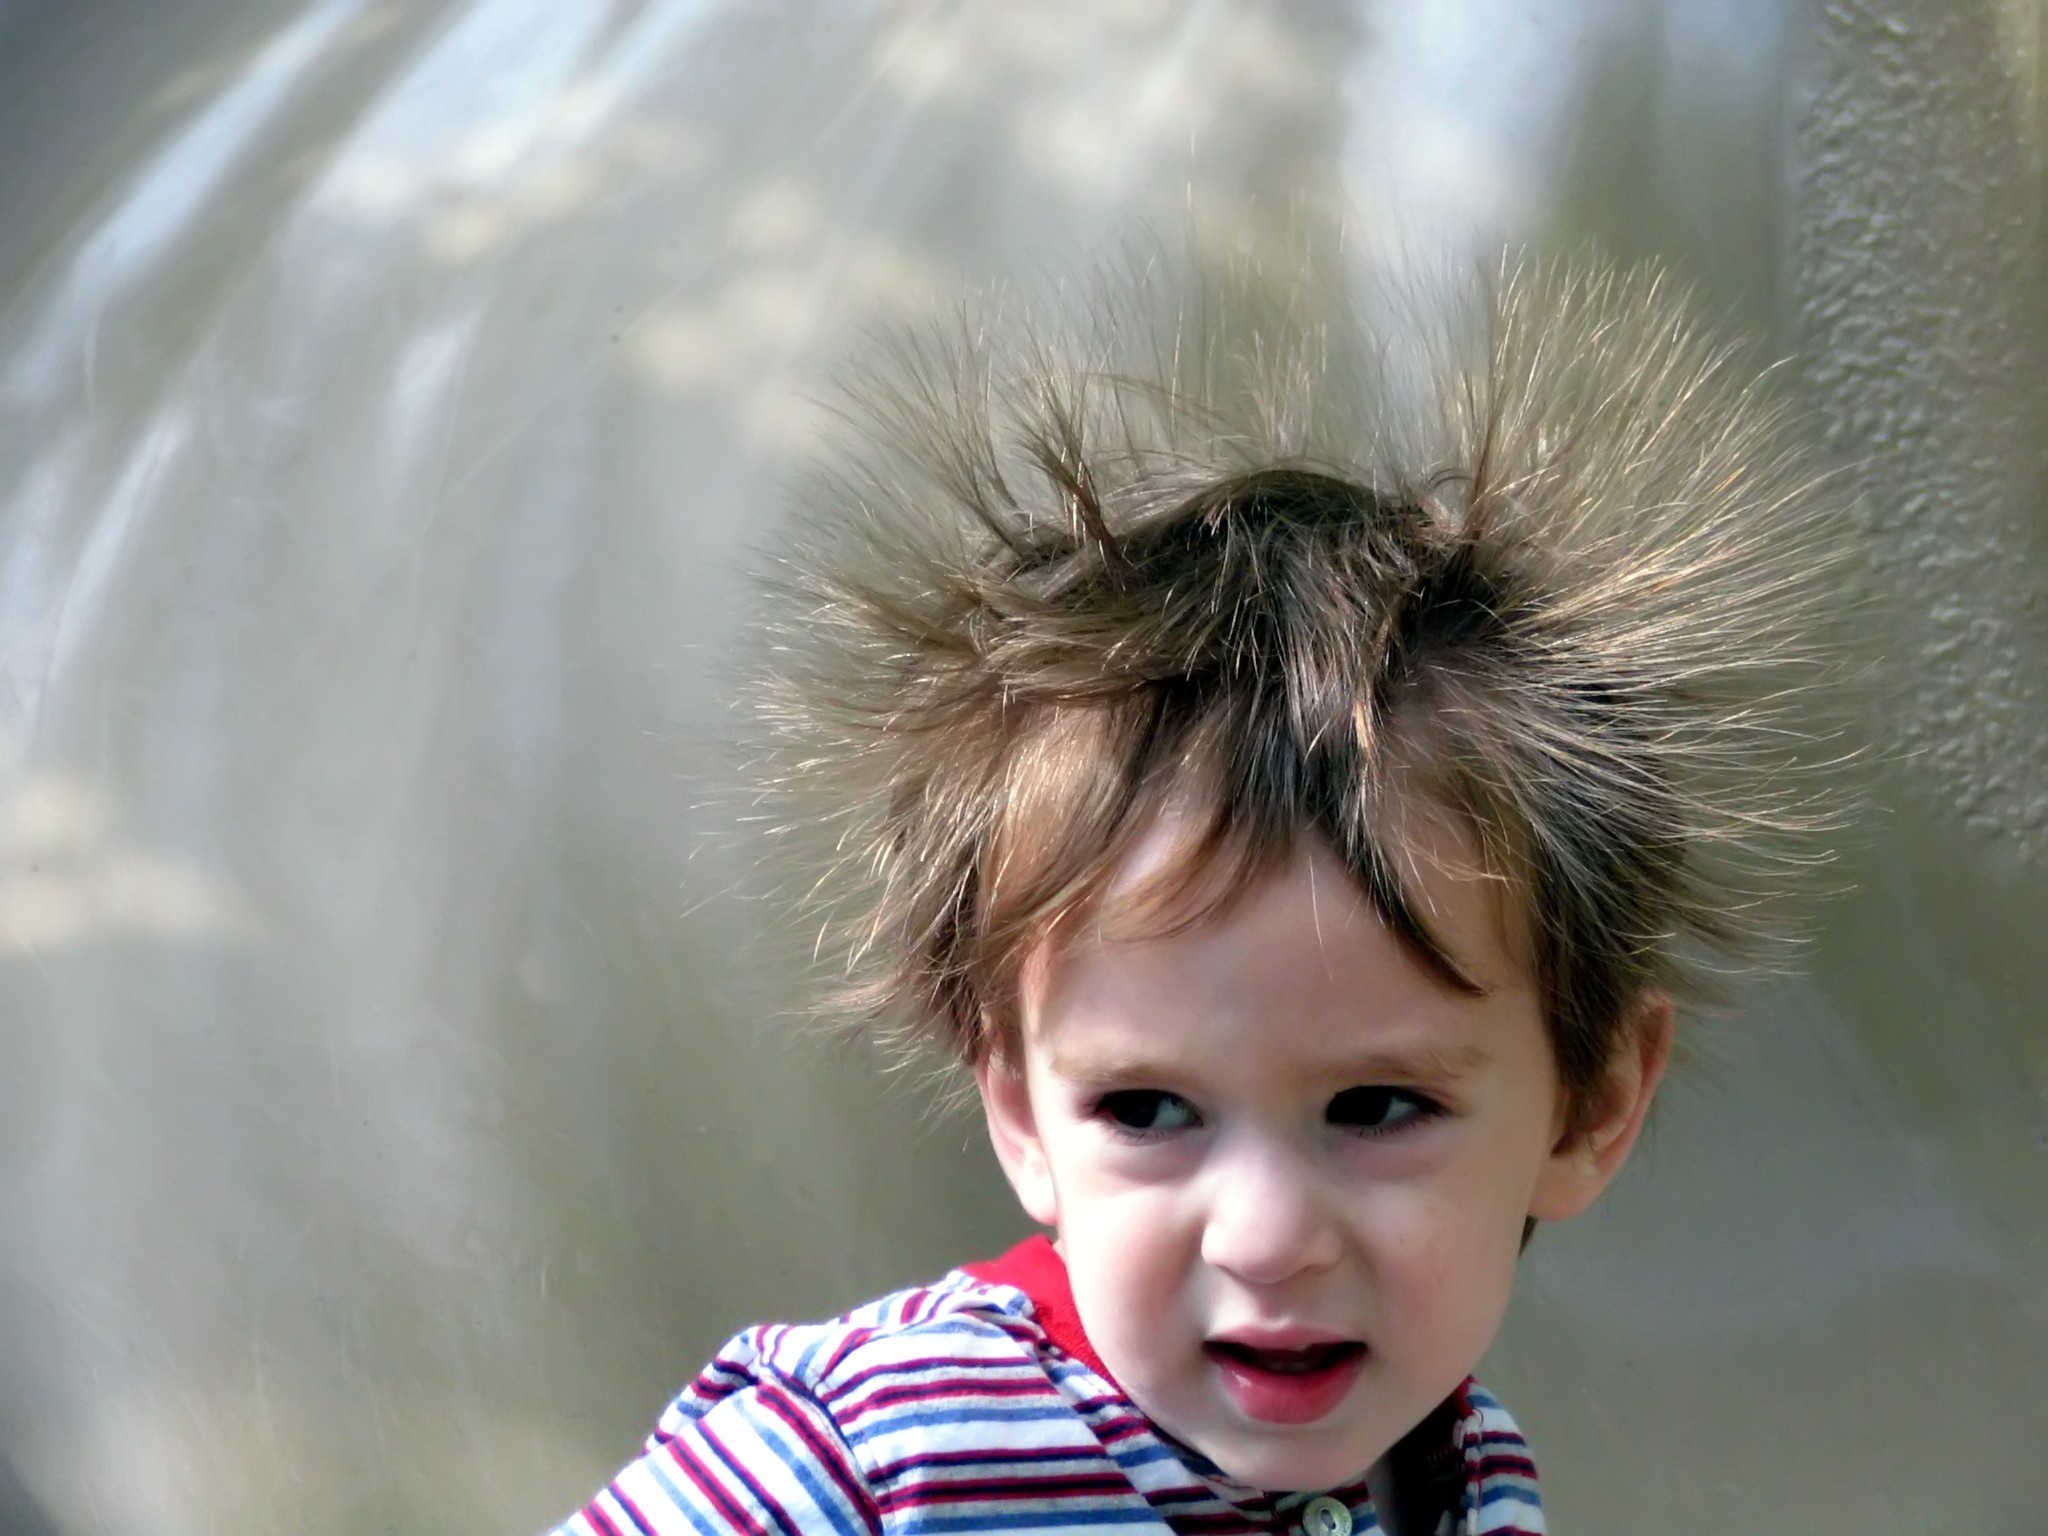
left=0, top=3, right=2040, bottom=1533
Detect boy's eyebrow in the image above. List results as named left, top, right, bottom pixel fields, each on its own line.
left=1326, top=1042, right=1493, bottom=1083
left=1047, top=1040, right=1493, bottom=1084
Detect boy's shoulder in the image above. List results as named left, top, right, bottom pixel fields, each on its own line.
left=564, top=1268, right=1126, bottom=1536
left=664, top=1264, right=1066, bottom=1425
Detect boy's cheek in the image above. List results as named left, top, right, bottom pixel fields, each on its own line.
left=1369, top=1219, right=1522, bottom=1385
left=1059, top=1192, right=1187, bottom=1276
left=1363, top=1179, right=1532, bottom=1328
left=1060, top=1201, right=1200, bottom=1319
left=1374, top=1212, right=1497, bottom=1318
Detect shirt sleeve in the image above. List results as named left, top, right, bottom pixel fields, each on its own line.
left=549, top=1377, right=881, bottom=1536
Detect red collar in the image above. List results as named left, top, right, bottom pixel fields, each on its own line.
left=962, top=1234, right=1118, bottom=1386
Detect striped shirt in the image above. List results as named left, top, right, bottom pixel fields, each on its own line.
left=552, top=1238, right=1543, bottom=1536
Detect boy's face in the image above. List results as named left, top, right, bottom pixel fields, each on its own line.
left=977, top=808, right=1669, bottom=1492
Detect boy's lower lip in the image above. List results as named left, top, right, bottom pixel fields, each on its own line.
left=1203, top=1341, right=1367, bottom=1425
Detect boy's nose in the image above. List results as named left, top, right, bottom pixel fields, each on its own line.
left=1198, top=1136, right=1343, bottom=1285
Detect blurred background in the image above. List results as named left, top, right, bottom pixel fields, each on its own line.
left=0, top=1, right=2042, bottom=1532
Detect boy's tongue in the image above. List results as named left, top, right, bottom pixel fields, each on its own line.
left=1205, top=1340, right=1366, bottom=1425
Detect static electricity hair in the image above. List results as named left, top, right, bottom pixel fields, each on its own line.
left=755, top=255, right=1850, bottom=1129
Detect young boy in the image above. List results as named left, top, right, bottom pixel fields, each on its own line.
left=551, top=259, right=1843, bottom=1536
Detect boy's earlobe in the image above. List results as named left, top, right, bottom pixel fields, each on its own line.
left=974, top=1053, right=1060, bottom=1229
left=1528, top=991, right=1675, bottom=1223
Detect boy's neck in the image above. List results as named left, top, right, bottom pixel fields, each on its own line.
left=962, top=1233, right=1115, bottom=1384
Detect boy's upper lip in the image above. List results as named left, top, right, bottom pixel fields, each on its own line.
left=1205, top=1324, right=1358, bottom=1350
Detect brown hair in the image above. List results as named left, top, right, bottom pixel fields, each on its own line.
left=754, top=257, right=1851, bottom=1130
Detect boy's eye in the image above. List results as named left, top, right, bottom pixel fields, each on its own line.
left=1096, top=1089, right=1199, bottom=1134
left=1327, top=1086, right=1437, bottom=1134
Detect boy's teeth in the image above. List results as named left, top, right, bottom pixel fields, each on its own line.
left=1214, top=1341, right=1361, bottom=1375
left=1251, top=1350, right=1321, bottom=1375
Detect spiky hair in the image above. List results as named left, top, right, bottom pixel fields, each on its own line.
left=755, top=256, right=1851, bottom=1127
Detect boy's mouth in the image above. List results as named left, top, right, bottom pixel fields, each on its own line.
left=1203, top=1339, right=1367, bottom=1425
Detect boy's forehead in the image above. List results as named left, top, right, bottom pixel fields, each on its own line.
left=1080, top=790, right=1531, bottom=989
left=1021, top=824, right=1541, bottom=1068
left=1020, top=870, right=1555, bottom=1103
left=1100, top=797, right=1210, bottom=901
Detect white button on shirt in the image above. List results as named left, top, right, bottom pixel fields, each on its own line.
left=1300, top=1494, right=1352, bottom=1536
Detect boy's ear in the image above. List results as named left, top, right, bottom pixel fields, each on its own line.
left=974, top=1050, right=1059, bottom=1229
left=1528, top=990, right=1675, bottom=1223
